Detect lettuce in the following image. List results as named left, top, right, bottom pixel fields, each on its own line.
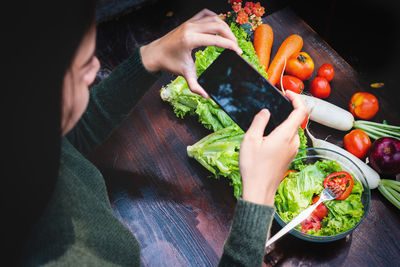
left=275, top=160, right=364, bottom=236
left=275, top=164, right=326, bottom=221
left=187, top=125, right=244, bottom=198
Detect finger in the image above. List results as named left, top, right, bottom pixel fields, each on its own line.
left=273, top=91, right=307, bottom=136
left=190, top=33, right=242, bottom=55
left=246, top=109, right=271, bottom=138
left=193, top=21, right=238, bottom=45
left=189, top=9, right=217, bottom=21
left=186, top=76, right=209, bottom=99
left=183, top=65, right=210, bottom=99
left=286, top=90, right=307, bottom=112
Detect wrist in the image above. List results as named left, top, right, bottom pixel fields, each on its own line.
left=242, top=184, right=276, bottom=206
left=139, top=44, right=160, bottom=73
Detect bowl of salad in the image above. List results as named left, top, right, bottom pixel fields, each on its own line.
left=274, top=147, right=371, bottom=242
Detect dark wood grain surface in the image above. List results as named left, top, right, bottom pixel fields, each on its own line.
left=90, top=3, right=400, bottom=267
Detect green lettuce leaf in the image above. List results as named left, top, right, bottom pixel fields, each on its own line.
left=187, top=124, right=244, bottom=198
left=275, top=164, right=325, bottom=221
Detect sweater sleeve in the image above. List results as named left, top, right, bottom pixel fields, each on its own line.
left=66, top=48, right=160, bottom=155
left=218, top=198, right=275, bottom=267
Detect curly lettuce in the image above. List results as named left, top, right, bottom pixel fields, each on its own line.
left=187, top=124, right=244, bottom=198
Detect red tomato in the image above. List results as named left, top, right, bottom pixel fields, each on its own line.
left=281, top=170, right=297, bottom=182
left=349, top=92, right=379, bottom=119
left=317, top=63, right=335, bottom=82
left=323, top=171, right=354, bottom=200
left=285, top=52, right=315, bottom=80
left=300, top=214, right=321, bottom=233
left=309, top=77, right=331, bottom=98
left=311, top=196, right=329, bottom=220
left=277, top=75, right=304, bottom=94
left=343, top=129, right=372, bottom=159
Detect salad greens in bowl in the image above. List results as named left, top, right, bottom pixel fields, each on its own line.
left=274, top=147, right=370, bottom=242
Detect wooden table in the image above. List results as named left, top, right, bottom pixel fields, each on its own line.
left=90, top=4, right=400, bottom=266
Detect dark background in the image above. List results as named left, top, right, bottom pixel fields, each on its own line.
left=289, top=0, right=400, bottom=109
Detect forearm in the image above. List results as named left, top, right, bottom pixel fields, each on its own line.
left=66, top=48, right=160, bottom=155
left=219, top=198, right=275, bottom=267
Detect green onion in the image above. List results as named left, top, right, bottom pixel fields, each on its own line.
left=354, top=120, right=400, bottom=140
left=378, top=179, right=400, bottom=210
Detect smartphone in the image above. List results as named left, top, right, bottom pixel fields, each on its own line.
left=198, top=49, right=294, bottom=136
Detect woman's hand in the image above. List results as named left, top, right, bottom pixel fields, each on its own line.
left=239, top=91, right=308, bottom=206
left=140, top=9, right=242, bottom=98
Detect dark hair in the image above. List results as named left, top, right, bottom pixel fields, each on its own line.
left=1, top=0, right=96, bottom=263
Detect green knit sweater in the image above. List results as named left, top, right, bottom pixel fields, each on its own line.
left=22, top=48, right=275, bottom=267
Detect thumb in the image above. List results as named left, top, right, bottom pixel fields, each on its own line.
left=184, top=68, right=210, bottom=99
left=246, top=109, right=271, bottom=137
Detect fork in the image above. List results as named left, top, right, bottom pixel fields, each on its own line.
left=265, top=185, right=342, bottom=247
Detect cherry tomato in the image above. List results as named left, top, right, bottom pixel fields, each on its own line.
left=300, top=214, right=321, bottom=233
left=281, top=170, right=297, bottom=182
left=285, top=52, right=315, bottom=80
left=317, top=63, right=334, bottom=82
left=343, top=129, right=371, bottom=159
left=323, top=171, right=354, bottom=200
left=311, top=196, right=329, bottom=220
left=349, top=92, right=379, bottom=120
left=309, top=76, right=331, bottom=98
left=277, top=75, right=304, bottom=94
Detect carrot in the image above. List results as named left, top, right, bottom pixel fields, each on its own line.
left=267, top=34, right=303, bottom=86
left=253, top=24, right=273, bottom=71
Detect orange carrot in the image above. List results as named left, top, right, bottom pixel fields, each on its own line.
left=267, top=34, right=303, bottom=86
left=253, top=24, right=273, bottom=71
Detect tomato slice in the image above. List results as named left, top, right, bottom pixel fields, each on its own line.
left=311, top=196, right=328, bottom=219
left=323, top=171, right=354, bottom=200
left=300, top=214, right=321, bottom=233
left=281, top=170, right=297, bottom=182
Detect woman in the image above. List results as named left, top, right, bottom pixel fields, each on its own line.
left=4, top=0, right=306, bottom=266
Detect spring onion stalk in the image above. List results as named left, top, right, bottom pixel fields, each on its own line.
left=378, top=179, right=400, bottom=209
left=354, top=120, right=400, bottom=140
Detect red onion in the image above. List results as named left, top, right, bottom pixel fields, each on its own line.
left=368, top=137, right=400, bottom=175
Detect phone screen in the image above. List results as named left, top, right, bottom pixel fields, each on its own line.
left=198, top=49, right=293, bottom=135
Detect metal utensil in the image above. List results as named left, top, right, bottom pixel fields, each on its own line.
left=266, top=185, right=342, bottom=247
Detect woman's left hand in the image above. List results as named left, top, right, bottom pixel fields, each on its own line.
left=140, top=9, right=242, bottom=98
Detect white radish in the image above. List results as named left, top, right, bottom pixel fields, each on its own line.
left=301, top=94, right=354, bottom=131
left=305, top=127, right=381, bottom=189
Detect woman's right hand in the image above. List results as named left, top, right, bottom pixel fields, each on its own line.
left=239, top=91, right=307, bottom=206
